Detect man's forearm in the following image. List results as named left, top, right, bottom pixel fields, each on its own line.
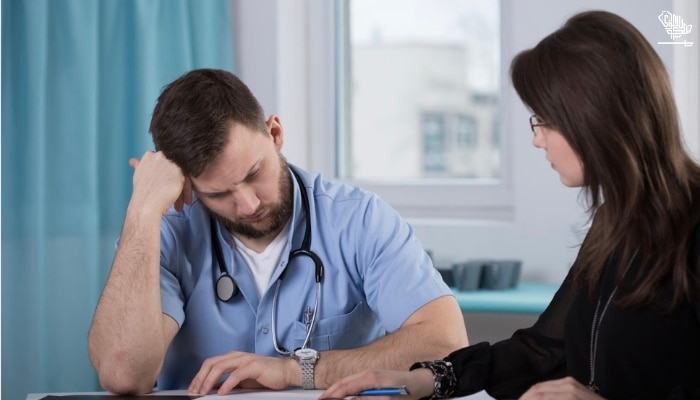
left=313, top=296, right=467, bottom=389
left=88, top=207, right=170, bottom=394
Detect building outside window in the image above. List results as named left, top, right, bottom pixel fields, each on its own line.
left=340, top=0, right=501, bottom=184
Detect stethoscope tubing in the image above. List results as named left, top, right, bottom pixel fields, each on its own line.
left=272, top=277, right=320, bottom=354
left=211, top=167, right=324, bottom=354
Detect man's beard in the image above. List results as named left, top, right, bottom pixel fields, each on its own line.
left=214, top=155, right=293, bottom=240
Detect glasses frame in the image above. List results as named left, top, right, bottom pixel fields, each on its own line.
left=529, top=114, right=549, bottom=133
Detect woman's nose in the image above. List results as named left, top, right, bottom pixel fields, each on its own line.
left=532, top=131, right=544, bottom=149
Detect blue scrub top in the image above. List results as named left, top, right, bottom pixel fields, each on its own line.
left=153, top=164, right=452, bottom=389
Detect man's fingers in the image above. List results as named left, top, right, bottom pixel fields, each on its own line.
left=174, top=197, right=184, bottom=213
left=183, top=177, right=193, bottom=205
left=174, top=178, right=193, bottom=212
left=190, top=353, right=247, bottom=395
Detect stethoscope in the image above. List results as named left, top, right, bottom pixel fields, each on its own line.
left=210, top=168, right=324, bottom=354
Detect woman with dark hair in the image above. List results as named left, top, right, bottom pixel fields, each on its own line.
left=321, top=10, right=700, bottom=400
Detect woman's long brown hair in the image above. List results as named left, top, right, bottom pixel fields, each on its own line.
left=511, top=11, right=700, bottom=308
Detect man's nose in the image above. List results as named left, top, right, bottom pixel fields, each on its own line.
left=233, top=188, right=260, bottom=215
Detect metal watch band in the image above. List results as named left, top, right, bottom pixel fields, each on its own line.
left=300, top=358, right=316, bottom=389
left=293, top=348, right=319, bottom=390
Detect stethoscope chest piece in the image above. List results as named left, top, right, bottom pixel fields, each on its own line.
left=216, top=273, right=238, bottom=302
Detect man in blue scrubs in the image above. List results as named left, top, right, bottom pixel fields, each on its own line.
left=87, top=69, right=467, bottom=396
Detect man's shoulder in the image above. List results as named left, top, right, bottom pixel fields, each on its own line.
left=295, top=166, right=375, bottom=202
left=293, top=166, right=402, bottom=228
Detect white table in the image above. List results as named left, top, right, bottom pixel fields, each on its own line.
left=27, top=389, right=495, bottom=400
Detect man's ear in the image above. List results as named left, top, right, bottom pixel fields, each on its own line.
left=266, top=115, right=284, bottom=150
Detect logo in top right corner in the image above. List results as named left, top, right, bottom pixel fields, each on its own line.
left=658, top=10, right=694, bottom=46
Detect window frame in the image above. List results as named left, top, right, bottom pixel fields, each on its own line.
left=307, top=0, right=514, bottom=220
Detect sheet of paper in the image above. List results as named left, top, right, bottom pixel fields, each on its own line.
left=199, top=389, right=323, bottom=400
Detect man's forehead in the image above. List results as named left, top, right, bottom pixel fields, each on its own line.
left=192, top=154, right=264, bottom=193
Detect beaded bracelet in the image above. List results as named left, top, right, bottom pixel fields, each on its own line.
left=409, top=360, right=456, bottom=400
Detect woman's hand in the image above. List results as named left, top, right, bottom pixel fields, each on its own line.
left=519, top=377, right=605, bottom=400
left=319, top=368, right=435, bottom=400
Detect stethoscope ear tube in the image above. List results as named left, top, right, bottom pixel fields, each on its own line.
left=211, top=215, right=239, bottom=301
left=289, top=248, right=324, bottom=284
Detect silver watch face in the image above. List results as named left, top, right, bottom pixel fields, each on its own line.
left=294, top=348, right=318, bottom=360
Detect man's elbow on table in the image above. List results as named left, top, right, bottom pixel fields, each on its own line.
left=98, top=369, right=157, bottom=395
left=92, top=353, right=159, bottom=395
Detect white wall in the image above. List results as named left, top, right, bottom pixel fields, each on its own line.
left=232, top=0, right=699, bottom=284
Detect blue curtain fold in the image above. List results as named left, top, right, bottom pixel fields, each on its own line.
left=1, top=1, right=234, bottom=398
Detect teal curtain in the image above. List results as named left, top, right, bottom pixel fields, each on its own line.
left=1, top=1, right=234, bottom=398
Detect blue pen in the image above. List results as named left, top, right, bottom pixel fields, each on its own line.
left=355, top=386, right=410, bottom=396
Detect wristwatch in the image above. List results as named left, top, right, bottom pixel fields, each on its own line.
left=292, top=348, right=319, bottom=389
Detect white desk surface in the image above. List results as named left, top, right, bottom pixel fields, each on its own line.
left=27, top=389, right=495, bottom=400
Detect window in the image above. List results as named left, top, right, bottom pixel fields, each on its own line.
left=246, top=0, right=514, bottom=220
left=339, top=0, right=502, bottom=184
left=314, top=0, right=512, bottom=220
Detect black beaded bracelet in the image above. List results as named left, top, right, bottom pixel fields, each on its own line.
left=409, top=360, right=456, bottom=400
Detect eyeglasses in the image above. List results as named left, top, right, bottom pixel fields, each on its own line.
left=529, top=114, right=549, bottom=133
